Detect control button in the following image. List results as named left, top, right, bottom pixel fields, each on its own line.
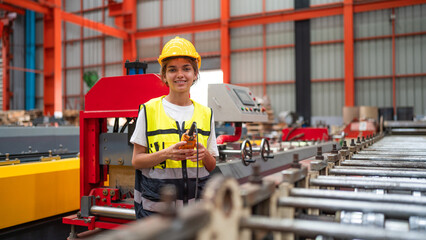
left=241, top=107, right=244, bottom=111
left=250, top=108, right=253, bottom=111
left=261, top=107, right=266, bottom=112
left=246, top=107, right=249, bottom=111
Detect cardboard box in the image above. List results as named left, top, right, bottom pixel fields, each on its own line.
left=359, top=106, right=378, bottom=121
left=343, top=106, right=359, bottom=124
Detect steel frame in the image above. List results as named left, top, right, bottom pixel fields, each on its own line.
left=1, top=0, right=426, bottom=111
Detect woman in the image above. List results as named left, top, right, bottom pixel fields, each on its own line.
left=130, top=36, right=218, bottom=218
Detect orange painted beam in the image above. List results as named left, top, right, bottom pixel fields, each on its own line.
left=61, top=11, right=128, bottom=40
left=43, top=0, right=62, bottom=117
left=3, top=0, right=128, bottom=39
left=354, top=0, right=426, bottom=13
left=135, top=21, right=220, bottom=39
left=221, top=0, right=230, bottom=84
left=2, top=0, right=49, bottom=14
left=229, top=6, right=343, bottom=28
left=121, top=0, right=137, bottom=74
left=344, top=0, right=354, bottom=107
left=134, top=0, right=426, bottom=40
left=0, top=3, right=26, bottom=15
left=2, top=23, right=11, bottom=110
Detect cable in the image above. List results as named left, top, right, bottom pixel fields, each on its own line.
left=194, top=122, right=199, bottom=199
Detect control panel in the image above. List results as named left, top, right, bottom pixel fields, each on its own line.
left=208, top=84, right=269, bottom=122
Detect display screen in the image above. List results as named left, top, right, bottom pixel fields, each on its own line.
left=233, top=89, right=255, bottom=106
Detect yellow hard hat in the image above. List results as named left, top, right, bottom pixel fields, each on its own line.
left=158, top=36, right=201, bottom=69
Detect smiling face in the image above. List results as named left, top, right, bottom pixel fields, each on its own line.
left=161, top=57, right=198, bottom=94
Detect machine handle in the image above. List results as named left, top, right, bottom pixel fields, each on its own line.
left=241, top=139, right=254, bottom=166
left=260, top=138, right=274, bottom=161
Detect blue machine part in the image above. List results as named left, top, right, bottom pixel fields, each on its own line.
left=25, top=10, right=36, bottom=110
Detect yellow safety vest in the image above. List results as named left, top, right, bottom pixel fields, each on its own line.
left=134, top=96, right=212, bottom=215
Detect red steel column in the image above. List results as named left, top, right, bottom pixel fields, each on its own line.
left=122, top=0, right=136, bottom=74
left=1, top=21, right=10, bottom=110
left=44, top=0, right=63, bottom=117
left=221, top=0, right=230, bottom=84
left=344, top=0, right=354, bottom=106
left=80, top=0, right=84, bottom=110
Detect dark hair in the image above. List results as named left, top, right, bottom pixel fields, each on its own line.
left=160, top=56, right=199, bottom=86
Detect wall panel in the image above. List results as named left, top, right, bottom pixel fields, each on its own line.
left=266, top=0, right=293, bottom=11
left=354, top=39, right=392, bottom=77
left=396, top=4, right=426, bottom=34
left=355, top=79, right=393, bottom=108
left=355, top=9, right=392, bottom=38
left=311, top=82, right=343, bottom=116
left=311, top=44, right=343, bottom=79
left=83, top=40, right=102, bottom=65
left=311, top=0, right=342, bottom=5
left=105, top=64, right=123, bottom=78
left=137, top=0, right=160, bottom=29
left=163, top=0, right=192, bottom=26
left=396, top=35, right=426, bottom=75
left=195, top=0, right=220, bottom=21
left=266, top=84, right=295, bottom=115
left=105, top=37, right=123, bottom=63
left=397, top=77, right=426, bottom=116
left=231, top=51, right=263, bottom=84
left=266, top=48, right=294, bottom=82
left=137, top=37, right=161, bottom=59
left=311, top=15, right=343, bottom=42
left=231, top=25, right=263, bottom=50
left=231, top=0, right=262, bottom=16
left=195, top=31, right=220, bottom=53
left=65, top=43, right=81, bottom=68
left=266, top=22, right=294, bottom=46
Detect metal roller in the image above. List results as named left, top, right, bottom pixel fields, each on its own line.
left=290, top=188, right=426, bottom=205
left=328, top=168, right=426, bottom=178
left=334, top=165, right=426, bottom=172
left=351, top=155, right=426, bottom=162
left=240, top=216, right=425, bottom=240
left=341, top=160, right=426, bottom=168
left=357, top=151, right=426, bottom=156
left=310, top=177, right=426, bottom=192
left=277, top=197, right=426, bottom=218
left=316, top=175, right=426, bottom=184
left=90, top=206, right=136, bottom=220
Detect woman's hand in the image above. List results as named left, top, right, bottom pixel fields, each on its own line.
left=186, top=142, right=216, bottom=172
left=166, top=141, right=197, bottom=161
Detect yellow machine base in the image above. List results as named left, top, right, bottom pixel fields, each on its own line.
left=0, top=158, right=80, bottom=229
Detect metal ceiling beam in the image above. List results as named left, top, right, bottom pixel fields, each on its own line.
left=135, top=21, right=220, bottom=39
left=61, top=11, right=128, bottom=40
left=134, top=0, right=426, bottom=39
left=2, top=0, right=128, bottom=39
left=0, top=3, right=26, bottom=15
left=2, top=0, right=49, bottom=14
left=354, top=0, right=426, bottom=13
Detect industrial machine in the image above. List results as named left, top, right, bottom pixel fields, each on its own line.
left=62, top=77, right=339, bottom=238
left=208, top=84, right=268, bottom=123
left=62, top=73, right=169, bottom=235
left=88, top=133, right=426, bottom=240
